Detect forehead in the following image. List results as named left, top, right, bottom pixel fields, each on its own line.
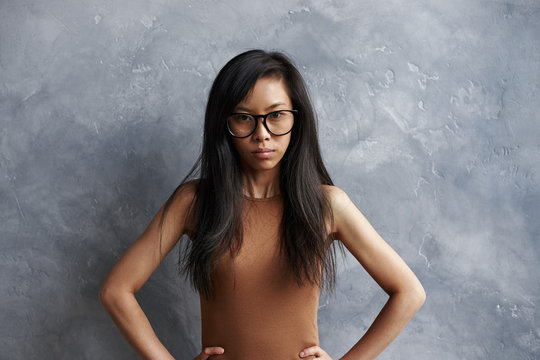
left=235, top=76, right=292, bottom=110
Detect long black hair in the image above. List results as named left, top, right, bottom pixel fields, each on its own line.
left=160, top=49, right=344, bottom=299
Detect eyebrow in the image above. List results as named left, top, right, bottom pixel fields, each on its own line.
left=235, top=102, right=287, bottom=113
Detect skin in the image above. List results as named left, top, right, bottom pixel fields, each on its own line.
left=230, top=75, right=292, bottom=198
left=99, top=75, right=426, bottom=360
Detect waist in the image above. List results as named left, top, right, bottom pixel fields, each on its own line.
left=201, top=329, right=319, bottom=360
left=201, top=297, right=319, bottom=360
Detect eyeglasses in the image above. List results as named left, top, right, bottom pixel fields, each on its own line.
left=227, top=110, right=297, bottom=138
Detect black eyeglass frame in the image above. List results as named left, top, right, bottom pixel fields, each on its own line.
left=227, top=109, right=298, bottom=138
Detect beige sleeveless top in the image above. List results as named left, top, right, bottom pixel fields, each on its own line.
left=199, top=194, right=320, bottom=360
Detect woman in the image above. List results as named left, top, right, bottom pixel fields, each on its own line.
left=99, top=49, right=426, bottom=360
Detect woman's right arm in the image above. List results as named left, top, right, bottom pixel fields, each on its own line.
left=99, top=181, right=197, bottom=359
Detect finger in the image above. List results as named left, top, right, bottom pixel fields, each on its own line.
left=196, top=347, right=225, bottom=359
left=300, top=345, right=323, bottom=357
left=204, top=347, right=225, bottom=355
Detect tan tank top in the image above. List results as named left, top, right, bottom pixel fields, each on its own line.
left=199, top=194, right=320, bottom=360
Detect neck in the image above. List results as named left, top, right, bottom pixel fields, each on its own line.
left=240, top=165, right=281, bottom=198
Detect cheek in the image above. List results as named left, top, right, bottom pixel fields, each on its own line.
left=231, top=138, right=246, bottom=154
left=280, top=135, right=292, bottom=153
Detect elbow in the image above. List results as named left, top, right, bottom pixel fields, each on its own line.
left=410, top=283, right=426, bottom=311
left=99, top=282, right=122, bottom=310
left=99, top=283, right=112, bottom=308
left=392, top=282, right=425, bottom=313
left=99, top=281, right=135, bottom=311
left=417, top=285, right=426, bottom=308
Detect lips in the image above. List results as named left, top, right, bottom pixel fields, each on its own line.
left=252, top=148, right=274, bottom=153
left=251, top=148, right=274, bottom=159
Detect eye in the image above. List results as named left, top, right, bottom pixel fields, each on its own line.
left=233, top=114, right=252, bottom=122
left=269, top=111, right=283, bottom=119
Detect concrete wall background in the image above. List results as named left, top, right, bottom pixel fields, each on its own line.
left=1, top=0, right=539, bottom=359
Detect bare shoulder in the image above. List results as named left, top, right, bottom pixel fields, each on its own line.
left=320, top=184, right=358, bottom=236
left=161, top=179, right=200, bottom=239
left=176, top=178, right=199, bottom=197
left=320, top=184, right=353, bottom=213
left=166, top=179, right=199, bottom=215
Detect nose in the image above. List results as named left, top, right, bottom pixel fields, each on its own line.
left=252, top=117, right=271, bottom=141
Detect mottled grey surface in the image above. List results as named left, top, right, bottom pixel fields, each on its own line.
left=1, top=0, right=539, bottom=359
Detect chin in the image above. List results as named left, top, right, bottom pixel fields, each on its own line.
left=253, top=162, right=279, bottom=171
left=243, top=159, right=281, bottom=172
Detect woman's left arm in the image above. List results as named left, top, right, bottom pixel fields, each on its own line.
left=301, top=186, right=426, bottom=360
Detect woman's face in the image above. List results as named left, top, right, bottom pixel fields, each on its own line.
left=230, top=76, right=293, bottom=174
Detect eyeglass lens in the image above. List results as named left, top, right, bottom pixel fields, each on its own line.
left=228, top=110, right=294, bottom=137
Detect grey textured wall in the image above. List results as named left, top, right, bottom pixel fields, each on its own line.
left=1, top=0, right=539, bottom=359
